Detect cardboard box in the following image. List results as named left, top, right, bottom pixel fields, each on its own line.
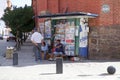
left=6, top=47, right=14, bottom=59
left=6, top=49, right=13, bottom=59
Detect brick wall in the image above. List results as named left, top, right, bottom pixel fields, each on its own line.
left=113, top=0, right=120, bottom=24
left=33, top=0, right=120, bottom=26
left=99, top=0, right=120, bottom=26
left=89, top=25, right=120, bottom=60
left=58, top=0, right=100, bottom=13
left=99, top=0, right=114, bottom=26
left=47, top=0, right=59, bottom=13
left=34, top=0, right=101, bottom=26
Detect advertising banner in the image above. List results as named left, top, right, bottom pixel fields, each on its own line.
left=79, top=18, right=89, bottom=58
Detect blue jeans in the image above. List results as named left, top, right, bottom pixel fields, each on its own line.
left=33, top=43, right=41, bottom=61
left=54, top=52, right=63, bottom=56
left=41, top=51, right=47, bottom=60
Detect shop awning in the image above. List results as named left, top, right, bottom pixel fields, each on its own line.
left=34, top=12, right=98, bottom=19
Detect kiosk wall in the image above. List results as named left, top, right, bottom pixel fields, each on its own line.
left=46, top=18, right=89, bottom=58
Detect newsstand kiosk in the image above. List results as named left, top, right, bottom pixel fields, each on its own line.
left=38, top=12, right=98, bottom=59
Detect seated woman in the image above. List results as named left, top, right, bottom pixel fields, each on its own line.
left=41, top=41, right=48, bottom=60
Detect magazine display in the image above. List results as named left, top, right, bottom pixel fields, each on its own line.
left=54, top=21, right=75, bottom=56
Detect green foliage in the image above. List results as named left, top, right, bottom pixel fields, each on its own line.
left=2, top=5, right=34, bottom=36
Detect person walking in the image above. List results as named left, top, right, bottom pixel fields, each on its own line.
left=31, top=28, right=43, bottom=61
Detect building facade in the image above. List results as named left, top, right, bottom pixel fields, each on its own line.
left=32, top=0, right=120, bottom=60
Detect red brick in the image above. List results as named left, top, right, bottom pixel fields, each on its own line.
left=32, top=0, right=120, bottom=26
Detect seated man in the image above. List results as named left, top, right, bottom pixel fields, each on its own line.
left=54, top=39, right=65, bottom=56
left=49, top=39, right=65, bottom=60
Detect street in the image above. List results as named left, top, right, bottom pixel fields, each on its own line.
left=0, top=39, right=120, bottom=80
left=0, top=60, right=120, bottom=80
left=0, top=39, right=15, bottom=56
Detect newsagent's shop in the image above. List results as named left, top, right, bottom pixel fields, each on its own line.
left=38, top=13, right=97, bottom=60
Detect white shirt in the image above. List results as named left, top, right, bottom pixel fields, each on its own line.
left=31, top=32, right=43, bottom=43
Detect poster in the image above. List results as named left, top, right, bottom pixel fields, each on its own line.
left=39, top=23, right=44, bottom=36
left=53, top=20, right=75, bottom=56
left=45, top=20, right=51, bottom=38
left=79, top=18, right=89, bottom=57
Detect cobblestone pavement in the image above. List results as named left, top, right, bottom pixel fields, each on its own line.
left=0, top=39, right=120, bottom=80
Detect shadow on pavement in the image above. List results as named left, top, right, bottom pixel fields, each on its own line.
left=77, top=74, right=92, bottom=77
left=99, top=73, right=110, bottom=76
left=40, top=73, right=56, bottom=75
left=98, top=73, right=119, bottom=76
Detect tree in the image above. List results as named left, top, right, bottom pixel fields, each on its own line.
left=2, top=5, right=34, bottom=50
left=2, top=5, right=34, bottom=35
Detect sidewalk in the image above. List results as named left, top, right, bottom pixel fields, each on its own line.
left=0, top=39, right=120, bottom=80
